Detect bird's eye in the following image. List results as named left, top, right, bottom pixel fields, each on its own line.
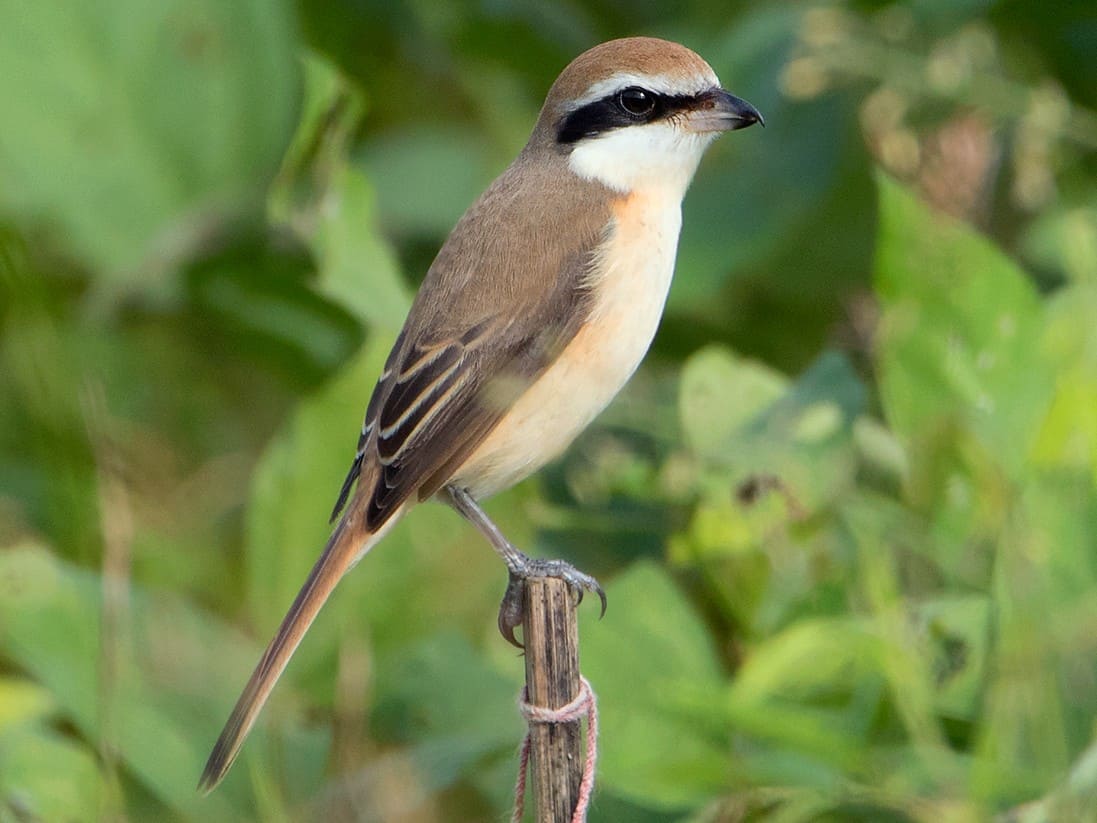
left=617, top=87, right=655, bottom=118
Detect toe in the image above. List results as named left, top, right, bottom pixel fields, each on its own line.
left=497, top=573, right=527, bottom=648
left=592, top=583, right=607, bottom=618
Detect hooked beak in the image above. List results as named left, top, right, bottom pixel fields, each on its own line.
left=684, top=89, right=765, bottom=133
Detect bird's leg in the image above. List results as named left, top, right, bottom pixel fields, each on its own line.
left=444, top=485, right=607, bottom=646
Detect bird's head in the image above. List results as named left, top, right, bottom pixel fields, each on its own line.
left=529, top=37, right=763, bottom=197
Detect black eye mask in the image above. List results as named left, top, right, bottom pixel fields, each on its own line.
left=556, top=86, right=702, bottom=144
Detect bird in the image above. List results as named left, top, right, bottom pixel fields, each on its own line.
left=199, top=35, right=762, bottom=792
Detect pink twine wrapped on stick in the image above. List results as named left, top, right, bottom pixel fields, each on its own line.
left=511, top=675, right=598, bottom=823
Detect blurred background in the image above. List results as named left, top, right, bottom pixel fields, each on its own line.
left=2, top=0, right=1096, bottom=820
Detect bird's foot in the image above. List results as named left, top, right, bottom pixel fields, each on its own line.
left=497, top=555, right=607, bottom=647
left=441, top=485, right=606, bottom=646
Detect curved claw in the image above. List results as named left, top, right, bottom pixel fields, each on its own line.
left=494, top=558, right=607, bottom=646
left=497, top=572, right=527, bottom=648
left=570, top=577, right=607, bottom=619
left=555, top=565, right=606, bottom=619
left=498, top=613, right=523, bottom=648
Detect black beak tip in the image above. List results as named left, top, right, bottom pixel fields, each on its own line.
left=737, top=100, right=765, bottom=129
left=716, top=90, right=764, bottom=131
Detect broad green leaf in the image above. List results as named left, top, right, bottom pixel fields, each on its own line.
left=0, top=0, right=298, bottom=288
left=841, top=495, right=946, bottom=753
left=730, top=617, right=877, bottom=706
left=268, top=51, right=413, bottom=331
left=1031, top=284, right=1097, bottom=485
left=679, top=345, right=787, bottom=457
left=373, top=632, right=521, bottom=796
left=674, top=350, right=865, bottom=635
left=1012, top=738, right=1097, bottom=823
left=717, top=618, right=876, bottom=784
left=376, top=631, right=519, bottom=747
left=1019, top=204, right=1097, bottom=287
left=679, top=347, right=864, bottom=519
left=269, top=51, right=368, bottom=223
left=0, top=542, right=253, bottom=818
left=0, top=725, right=102, bottom=821
left=183, top=229, right=364, bottom=384
left=914, top=595, right=991, bottom=722
left=874, top=175, right=1052, bottom=481
left=362, top=127, right=500, bottom=239
left=971, top=474, right=1097, bottom=801
left=313, top=165, right=411, bottom=331
left=0, top=234, right=101, bottom=563
left=0, top=678, right=55, bottom=733
left=0, top=544, right=99, bottom=734
left=579, top=562, right=728, bottom=810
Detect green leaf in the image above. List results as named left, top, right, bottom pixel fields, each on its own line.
left=269, top=51, right=368, bottom=222
left=730, top=617, right=876, bottom=706
left=873, top=174, right=1052, bottom=481
left=970, top=474, right=1097, bottom=800
left=0, top=544, right=99, bottom=734
left=0, top=542, right=253, bottom=818
left=0, top=677, right=55, bottom=733
left=268, top=51, right=413, bottom=331
left=313, top=165, right=412, bottom=331
left=717, top=617, right=878, bottom=786
left=1019, top=203, right=1097, bottom=287
left=183, top=228, right=364, bottom=384
left=673, top=349, right=866, bottom=635
left=1031, top=284, right=1097, bottom=485
left=579, top=561, right=728, bottom=811
left=679, top=347, right=865, bottom=514
left=679, top=345, right=787, bottom=457
left=373, top=632, right=521, bottom=794
left=362, top=126, right=500, bottom=239
left=0, top=725, right=102, bottom=821
left=1012, top=738, right=1097, bottom=823
left=0, top=0, right=299, bottom=288
left=915, top=595, right=990, bottom=722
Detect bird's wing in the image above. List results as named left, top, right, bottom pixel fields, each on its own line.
left=334, top=257, right=595, bottom=530
left=330, top=153, right=614, bottom=527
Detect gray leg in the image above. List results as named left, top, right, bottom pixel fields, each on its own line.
left=445, top=485, right=607, bottom=646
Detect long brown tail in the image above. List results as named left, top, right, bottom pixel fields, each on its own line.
left=198, top=499, right=384, bottom=793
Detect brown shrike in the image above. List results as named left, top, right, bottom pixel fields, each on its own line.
left=200, top=36, right=762, bottom=791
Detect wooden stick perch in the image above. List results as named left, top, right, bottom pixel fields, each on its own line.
left=522, top=577, right=582, bottom=822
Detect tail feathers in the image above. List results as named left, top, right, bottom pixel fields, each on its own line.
left=198, top=507, right=376, bottom=794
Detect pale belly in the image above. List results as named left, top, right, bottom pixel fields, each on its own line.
left=452, top=192, right=682, bottom=498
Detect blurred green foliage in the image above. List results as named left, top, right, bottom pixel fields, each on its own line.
left=2, top=0, right=1097, bottom=821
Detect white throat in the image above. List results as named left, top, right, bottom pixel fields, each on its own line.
left=567, top=122, right=717, bottom=198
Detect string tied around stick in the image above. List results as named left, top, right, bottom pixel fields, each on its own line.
left=511, top=674, right=598, bottom=823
